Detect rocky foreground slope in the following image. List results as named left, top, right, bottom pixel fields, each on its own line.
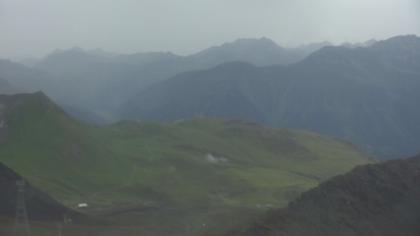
left=232, top=155, right=420, bottom=236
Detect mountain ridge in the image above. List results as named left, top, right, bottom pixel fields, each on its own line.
left=0, top=37, right=321, bottom=123
left=123, top=35, right=420, bottom=159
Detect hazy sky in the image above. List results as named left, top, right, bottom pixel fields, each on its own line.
left=1, top=0, right=419, bottom=60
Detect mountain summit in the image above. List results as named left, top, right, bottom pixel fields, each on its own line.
left=189, top=37, right=305, bottom=66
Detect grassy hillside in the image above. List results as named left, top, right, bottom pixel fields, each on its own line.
left=0, top=92, right=372, bottom=235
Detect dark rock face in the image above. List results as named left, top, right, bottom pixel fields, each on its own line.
left=0, top=162, right=77, bottom=221
left=234, top=155, right=420, bottom=236
left=0, top=103, right=8, bottom=144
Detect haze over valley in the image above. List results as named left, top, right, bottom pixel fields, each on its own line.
left=1, top=0, right=420, bottom=236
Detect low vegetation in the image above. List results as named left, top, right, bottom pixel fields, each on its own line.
left=0, top=92, right=372, bottom=235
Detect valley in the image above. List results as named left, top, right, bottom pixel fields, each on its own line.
left=0, top=92, right=372, bottom=235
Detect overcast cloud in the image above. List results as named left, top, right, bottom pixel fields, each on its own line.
left=0, top=0, right=419, bottom=60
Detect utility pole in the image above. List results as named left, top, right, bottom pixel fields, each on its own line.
left=14, top=180, right=31, bottom=236
left=57, top=222, right=63, bottom=236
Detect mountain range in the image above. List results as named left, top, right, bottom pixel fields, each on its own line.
left=1, top=35, right=419, bottom=159
left=123, top=35, right=420, bottom=159
left=0, top=38, right=326, bottom=123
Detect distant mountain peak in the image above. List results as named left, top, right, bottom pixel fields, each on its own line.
left=232, top=37, right=279, bottom=45
left=341, top=39, right=377, bottom=49
left=49, top=46, right=84, bottom=55
left=188, top=37, right=303, bottom=66
left=46, top=47, right=91, bottom=59
left=382, top=34, right=419, bottom=42
left=302, top=34, right=420, bottom=67
left=294, top=41, right=332, bottom=52
left=371, top=34, right=420, bottom=50
left=45, top=47, right=118, bottom=60
left=218, top=37, right=283, bottom=51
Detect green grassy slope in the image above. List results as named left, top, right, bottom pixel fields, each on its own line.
left=0, top=92, right=373, bottom=235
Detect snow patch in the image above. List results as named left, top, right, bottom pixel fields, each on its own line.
left=205, top=153, right=228, bottom=164
left=77, top=203, right=89, bottom=208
